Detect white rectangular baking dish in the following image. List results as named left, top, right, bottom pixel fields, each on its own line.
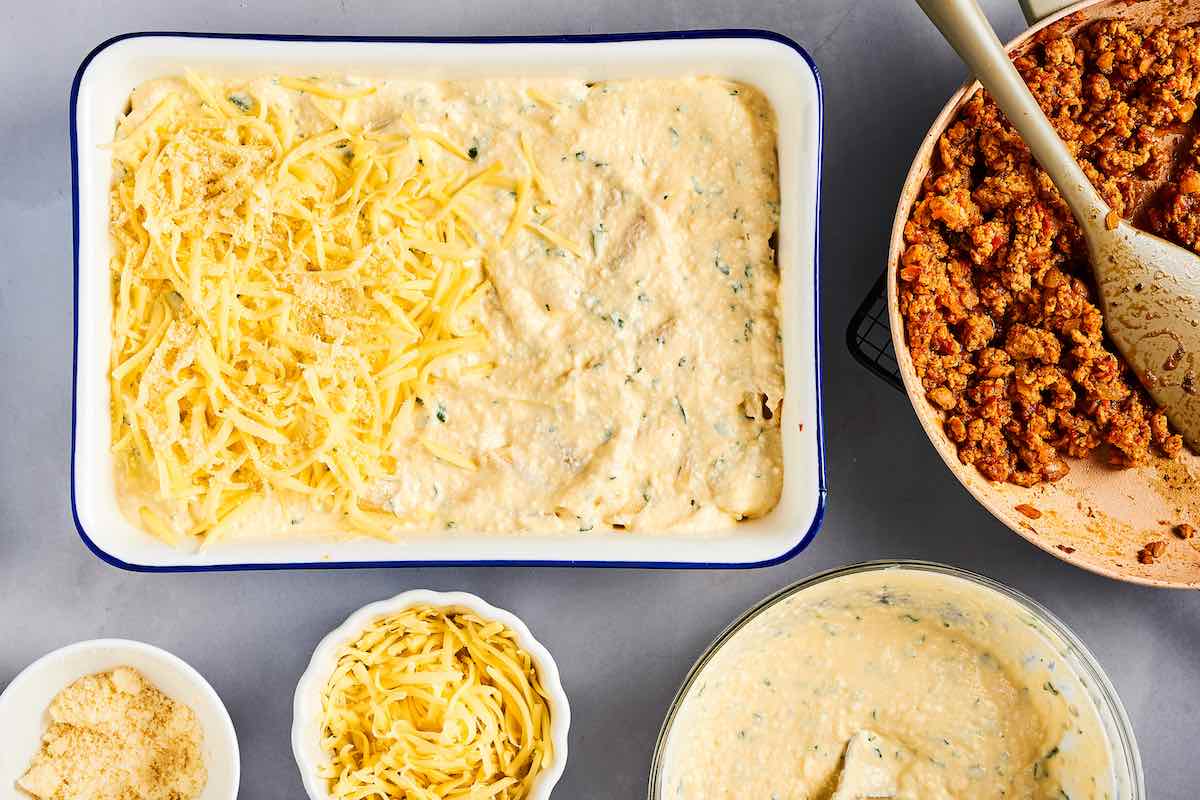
left=70, top=30, right=825, bottom=571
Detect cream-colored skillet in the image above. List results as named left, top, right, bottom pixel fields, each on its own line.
left=888, top=0, right=1200, bottom=587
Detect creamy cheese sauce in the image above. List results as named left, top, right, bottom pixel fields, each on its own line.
left=660, top=569, right=1119, bottom=800
left=114, top=76, right=783, bottom=540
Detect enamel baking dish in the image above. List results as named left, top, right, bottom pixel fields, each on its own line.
left=70, top=30, right=825, bottom=571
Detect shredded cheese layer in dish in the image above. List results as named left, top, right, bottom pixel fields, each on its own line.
left=318, top=605, right=554, bottom=800
left=108, top=73, right=783, bottom=546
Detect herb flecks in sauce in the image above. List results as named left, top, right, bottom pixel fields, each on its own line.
left=116, top=75, right=782, bottom=538
left=661, top=571, right=1115, bottom=800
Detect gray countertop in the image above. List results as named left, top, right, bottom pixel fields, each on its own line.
left=0, top=0, right=1196, bottom=797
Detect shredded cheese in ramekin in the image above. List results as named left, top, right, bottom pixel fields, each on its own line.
left=318, top=605, right=554, bottom=800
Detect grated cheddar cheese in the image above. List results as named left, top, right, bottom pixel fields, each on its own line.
left=318, top=606, right=554, bottom=800
left=108, top=73, right=575, bottom=545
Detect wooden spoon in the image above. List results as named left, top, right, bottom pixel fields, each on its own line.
left=916, top=0, right=1200, bottom=450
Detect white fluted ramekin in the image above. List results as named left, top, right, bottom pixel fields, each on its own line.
left=292, top=589, right=569, bottom=800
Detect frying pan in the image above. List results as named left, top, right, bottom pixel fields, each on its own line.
left=889, top=0, right=1200, bottom=587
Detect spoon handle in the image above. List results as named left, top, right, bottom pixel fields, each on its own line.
left=916, top=0, right=1109, bottom=227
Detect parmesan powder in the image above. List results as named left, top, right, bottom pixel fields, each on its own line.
left=17, top=667, right=207, bottom=800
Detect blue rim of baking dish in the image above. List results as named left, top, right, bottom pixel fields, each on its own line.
left=69, top=29, right=826, bottom=572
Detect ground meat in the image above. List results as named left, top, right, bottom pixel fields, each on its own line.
left=900, top=16, right=1194, bottom=486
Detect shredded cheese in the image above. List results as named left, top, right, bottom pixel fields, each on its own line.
left=107, top=74, right=581, bottom=544
left=318, top=606, right=554, bottom=800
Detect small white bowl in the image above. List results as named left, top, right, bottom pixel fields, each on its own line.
left=0, top=638, right=240, bottom=799
left=292, top=590, right=570, bottom=800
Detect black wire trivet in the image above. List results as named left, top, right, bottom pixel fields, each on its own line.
left=846, top=272, right=904, bottom=392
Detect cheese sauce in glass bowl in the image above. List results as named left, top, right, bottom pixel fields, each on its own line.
left=649, top=562, right=1142, bottom=800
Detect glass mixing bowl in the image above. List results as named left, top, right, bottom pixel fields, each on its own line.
left=647, top=560, right=1143, bottom=799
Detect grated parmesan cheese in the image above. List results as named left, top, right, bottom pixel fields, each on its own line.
left=18, top=667, right=206, bottom=800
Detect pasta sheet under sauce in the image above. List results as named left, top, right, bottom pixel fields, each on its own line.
left=115, top=76, right=784, bottom=539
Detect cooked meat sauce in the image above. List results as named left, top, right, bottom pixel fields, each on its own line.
left=899, top=17, right=1199, bottom=487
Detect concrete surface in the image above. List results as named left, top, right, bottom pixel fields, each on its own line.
left=0, top=0, right=1195, bottom=797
